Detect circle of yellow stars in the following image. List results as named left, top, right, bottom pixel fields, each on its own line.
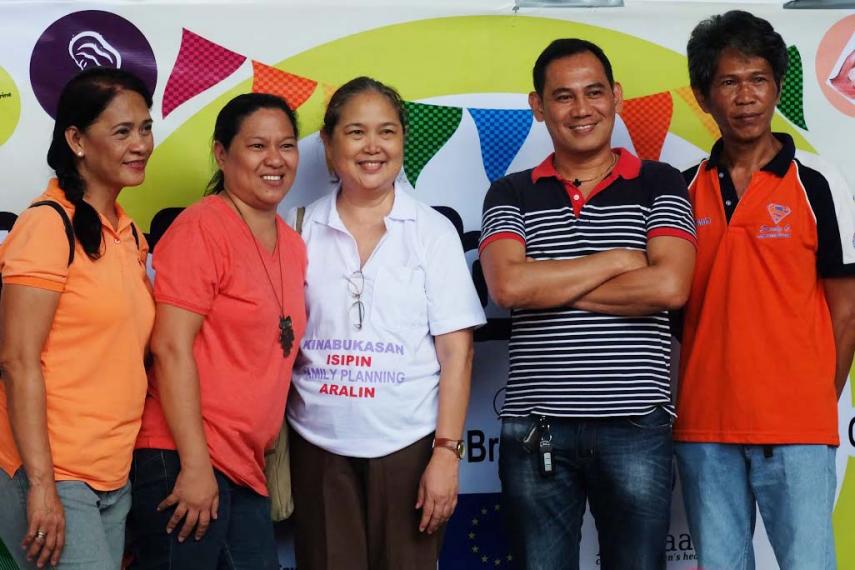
left=468, top=503, right=514, bottom=566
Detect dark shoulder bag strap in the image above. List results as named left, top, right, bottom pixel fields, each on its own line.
left=29, top=201, right=75, bottom=266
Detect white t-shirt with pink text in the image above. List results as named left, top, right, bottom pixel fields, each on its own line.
left=286, top=185, right=485, bottom=458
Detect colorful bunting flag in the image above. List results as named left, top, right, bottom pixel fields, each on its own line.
left=469, top=108, right=533, bottom=182
left=251, top=61, right=318, bottom=110
left=403, top=101, right=463, bottom=187
left=778, top=45, right=807, bottom=130
left=674, top=86, right=720, bottom=139
left=620, top=92, right=673, bottom=160
left=162, top=29, right=246, bottom=118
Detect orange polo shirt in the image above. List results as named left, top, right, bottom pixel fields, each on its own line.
left=675, top=135, right=855, bottom=445
left=0, top=179, right=155, bottom=490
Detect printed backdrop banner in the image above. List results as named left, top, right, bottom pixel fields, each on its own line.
left=1, top=3, right=854, bottom=569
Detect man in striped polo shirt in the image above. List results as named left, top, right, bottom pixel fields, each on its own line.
left=480, top=39, right=696, bottom=569
left=673, top=11, right=855, bottom=570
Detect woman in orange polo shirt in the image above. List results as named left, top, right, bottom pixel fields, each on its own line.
left=130, top=93, right=306, bottom=569
left=0, top=68, right=155, bottom=569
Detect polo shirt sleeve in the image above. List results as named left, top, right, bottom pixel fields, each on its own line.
left=479, top=177, right=525, bottom=254
left=796, top=157, right=855, bottom=277
left=152, top=212, right=224, bottom=315
left=1, top=206, right=71, bottom=292
left=424, top=219, right=486, bottom=336
left=645, top=162, right=697, bottom=245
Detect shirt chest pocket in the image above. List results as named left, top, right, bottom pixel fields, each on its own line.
left=370, top=265, right=428, bottom=331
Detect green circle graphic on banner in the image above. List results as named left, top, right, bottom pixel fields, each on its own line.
left=0, top=65, right=21, bottom=147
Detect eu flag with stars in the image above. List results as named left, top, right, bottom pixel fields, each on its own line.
left=439, top=492, right=518, bottom=569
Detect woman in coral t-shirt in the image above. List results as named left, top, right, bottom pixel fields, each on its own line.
left=130, top=93, right=306, bottom=570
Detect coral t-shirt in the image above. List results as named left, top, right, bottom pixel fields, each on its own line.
left=135, top=196, right=306, bottom=495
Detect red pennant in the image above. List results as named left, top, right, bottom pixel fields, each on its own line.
left=251, top=62, right=318, bottom=110
left=162, top=29, right=246, bottom=118
left=620, top=92, right=673, bottom=160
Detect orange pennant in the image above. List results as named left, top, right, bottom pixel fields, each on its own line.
left=251, top=61, right=318, bottom=110
left=674, top=86, right=720, bottom=139
left=620, top=92, right=673, bottom=161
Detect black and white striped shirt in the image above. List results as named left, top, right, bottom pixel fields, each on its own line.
left=479, top=149, right=696, bottom=418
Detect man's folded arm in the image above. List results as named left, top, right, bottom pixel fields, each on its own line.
left=479, top=238, right=647, bottom=310
left=572, top=236, right=696, bottom=316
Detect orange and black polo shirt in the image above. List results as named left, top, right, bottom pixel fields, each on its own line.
left=674, top=133, right=855, bottom=445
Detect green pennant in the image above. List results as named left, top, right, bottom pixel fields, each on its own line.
left=778, top=45, right=807, bottom=130
left=403, top=101, right=463, bottom=187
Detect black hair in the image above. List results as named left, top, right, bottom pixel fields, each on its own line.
left=321, top=76, right=407, bottom=138
left=532, top=38, right=615, bottom=96
left=206, top=93, right=299, bottom=194
left=687, top=10, right=788, bottom=97
left=46, top=67, right=152, bottom=260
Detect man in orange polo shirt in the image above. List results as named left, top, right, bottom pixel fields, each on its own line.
left=673, top=11, right=855, bottom=570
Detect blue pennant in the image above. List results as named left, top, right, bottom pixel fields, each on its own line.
left=469, top=108, right=533, bottom=182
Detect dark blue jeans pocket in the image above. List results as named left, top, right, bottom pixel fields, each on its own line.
left=625, top=406, right=674, bottom=430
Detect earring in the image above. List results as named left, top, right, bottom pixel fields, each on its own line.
left=77, top=151, right=84, bottom=157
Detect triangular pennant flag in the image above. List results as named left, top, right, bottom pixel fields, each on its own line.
left=620, top=92, right=673, bottom=160
left=403, top=101, right=463, bottom=187
left=469, top=108, right=533, bottom=182
left=778, top=45, right=807, bottom=130
left=251, top=61, right=318, bottom=110
left=162, top=29, right=246, bottom=118
left=674, top=86, right=720, bottom=139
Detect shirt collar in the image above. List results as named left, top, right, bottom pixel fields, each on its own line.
left=705, top=132, right=795, bottom=178
left=43, top=177, right=134, bottom=233
left=531, top=147, right=641, bottom=185
left=318, top=181, right=416, bottom=230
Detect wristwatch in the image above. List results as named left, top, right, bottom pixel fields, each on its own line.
left=433, top=437, right=465, bottom=459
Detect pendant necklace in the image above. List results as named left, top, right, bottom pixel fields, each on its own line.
left=223, top=192, right=294, bottom=358
left=569, top=152, right=618, bottom=187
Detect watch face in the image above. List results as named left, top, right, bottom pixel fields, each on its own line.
left=455, top=441, right=465, bottom=458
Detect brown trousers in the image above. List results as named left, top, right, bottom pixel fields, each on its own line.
left=290, top=431, right=443, bottom=570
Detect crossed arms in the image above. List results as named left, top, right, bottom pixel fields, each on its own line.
left=480, top=236, right=696, bottom=316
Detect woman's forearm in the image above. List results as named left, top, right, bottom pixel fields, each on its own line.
left=3, top=361, right=55, bottom=484
left=434, top=330, right=475, bottom=441
left=153, top=347, right=211, bottom=470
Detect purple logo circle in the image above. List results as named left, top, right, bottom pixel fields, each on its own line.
left=29, top=10, right=157, bottom=118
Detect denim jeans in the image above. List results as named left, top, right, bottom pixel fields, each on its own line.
left=499, top=407, right=673, bottom=570
left=0, top=467, right=130, bottom=570
left=675, top=443, right=837, bottom=570
left=128, top=449, right=278, bottom=570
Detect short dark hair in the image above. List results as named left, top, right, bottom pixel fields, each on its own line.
left=687, top=10, right=788, bottom=97
left=532, top=38, right=614, bottom=96
left=46, top=68, right=152, bottom=260
left=322, top=76, right=407, bottom=138
left=206, top=93, right=298, bottom=194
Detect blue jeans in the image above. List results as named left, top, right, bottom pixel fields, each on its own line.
left=0, top=467, right=130, bottom=570
left=675, top=443, right=836, bottom=570
left=499, top=407, right=673, bottom=570
left=128, top=449, right=278, bottom=570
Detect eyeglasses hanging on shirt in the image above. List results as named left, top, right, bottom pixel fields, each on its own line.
left=346, top=270, right=365, bottom=331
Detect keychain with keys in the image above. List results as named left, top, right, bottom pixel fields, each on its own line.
left=538, top=419, right=555, bottom=477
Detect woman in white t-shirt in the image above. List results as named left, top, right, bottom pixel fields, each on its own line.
left=287, top=76, right=485, bottom=570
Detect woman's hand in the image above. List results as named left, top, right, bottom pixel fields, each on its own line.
left=23, top=478, right=65, bottom=569
left=157, top=465, right=219, bottom=542
left=415, top=448, right=460, bottom=534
